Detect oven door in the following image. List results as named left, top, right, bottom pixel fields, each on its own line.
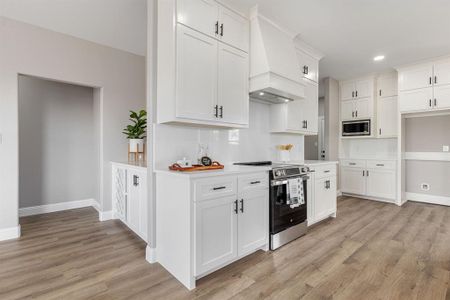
left=342, top=120, right=371, bottom=136
left=270, top=176, right=308, bottom=235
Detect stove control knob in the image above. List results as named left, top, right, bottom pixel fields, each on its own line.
left=275, top=170, right=282, bottom=177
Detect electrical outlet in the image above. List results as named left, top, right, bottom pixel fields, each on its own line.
left=421, top=183, right=430, bottom=191
left=443, top=145, right=449, bottom=152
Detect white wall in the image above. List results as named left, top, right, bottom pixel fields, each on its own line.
left=154, top=101, right=305, bottom=169
left=18, top=75, right=97, bottom=208
left=0, top=17, right=145, bottom=234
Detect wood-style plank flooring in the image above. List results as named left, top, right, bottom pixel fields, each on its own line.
left=1, top=197, right=450, bottom=299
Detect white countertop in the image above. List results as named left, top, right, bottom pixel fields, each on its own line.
left=275, top=160, right=339, bottom=166
left=112, top=161, right=147, bottom=169
left=154, top=165, right=271, bottom=178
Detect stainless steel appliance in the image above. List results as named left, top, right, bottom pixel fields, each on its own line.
left=342, top=119, right=371, bottom=136
left=234, top=161, right=310, bottom=250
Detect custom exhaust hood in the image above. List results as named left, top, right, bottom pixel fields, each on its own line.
left=249, top=10, right=305, bottom=104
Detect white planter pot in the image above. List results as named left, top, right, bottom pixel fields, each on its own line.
left=278, top=150, right=291, bottom=162
left=129, top=139, right=144, bottom=153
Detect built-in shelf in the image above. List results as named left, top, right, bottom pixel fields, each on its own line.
left=403, top=152, right=450, bottom=162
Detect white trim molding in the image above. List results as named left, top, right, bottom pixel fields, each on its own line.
left=19, top=199, right=96, bottom=217
left=406, top=192, right=450, bottom=206
left=403, top=152, right=450, bottom=162
left=0, top=225, right=21, bottom=241
left=146, top=245, right=157, bottom=263
left=98, top=210, right=114, bottom=221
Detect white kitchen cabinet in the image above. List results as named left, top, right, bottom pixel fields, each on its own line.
left=218, top=5, right=249, bottom=52
left=302, top=81, right=319, bottom=133
left=377, top=96, right=398, bottom=137
left=112, top=162, right=148, bottom=242
left=341, top=100, right=355, bottom=120
left=340, top=167, right=366, bottom=195
left=433, top=84, right=450, bottom=110
left=177, top=0, right=218, bottom=38
left=365, top=169, right=396, bottom=200
left=377, top=73, right=398, bottom=98
left=155, top=170, right=269, bottom=290
left=433, top=59, right=450, bottom=87
left=195, top=195, right=237, bottom=275
left=217, top=43, right=249, bottom=124
left=341, top=98, right=373, bottom=121
left=398, top=64, right=433, bottom=91
left=399, top=87, right=433, bottom=113
left=176, top=25, right=218, bottom=122
left=340, top=78, right=374, bottom=100
left=341, top=81, right=356, bottom=100
left=296, top=49, right=319, bottom=83
left=340, top=77, right=375, bottom=122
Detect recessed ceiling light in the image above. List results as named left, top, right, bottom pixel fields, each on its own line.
left=259, top=92, right=265, bottom=96
left=373, top=55, right=385, bottom=62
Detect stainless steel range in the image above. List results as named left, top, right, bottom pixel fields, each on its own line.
left=234, top=161, right=310, bottom=250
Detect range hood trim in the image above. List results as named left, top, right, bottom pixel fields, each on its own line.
left=250, top=72, right=305, bottom=104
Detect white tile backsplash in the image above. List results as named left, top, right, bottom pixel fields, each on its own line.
left=340, top=138, right=397, bottom=160
left=154, top=101, right=304, bottom=168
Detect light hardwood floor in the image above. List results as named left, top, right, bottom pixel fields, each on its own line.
left=1, top=197, right=450, bottom=299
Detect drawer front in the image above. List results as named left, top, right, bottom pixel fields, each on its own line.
left=238, top=173, right=269, bottom=194
left=194, top=176, right=237, bottom=202
left=311, top=165, right=337, bottom=179
left=366, top=160, right=396, bottom=170
left=340, top=159, right=366, bottom=168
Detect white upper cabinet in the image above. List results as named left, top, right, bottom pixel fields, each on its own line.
left=433, top=84, right=450, bottom=110
left=433, top=58, right=450, bottom=87
left=399, top=87, right=433, bottom=113
left=354, top=97, right=372, bottom=119
left=341, top=100, right=354, bottom=120
left=177, top=0, right=219, bottom=38
left=302, top=81, right=319, bottom=133
left=398, top=63, right=433, bottom=91
left=176, top=25, right=218, bottom=121
left=296, top=49, right=319, bottom=83
left=341, top=82, right=355, bottom=101
left=218, top=5, right=249, bottom=52
left=377, top=73, right=398, bottom=97
left=355, top=79, right=372, bottom=98
left=340, top=77, right=375, bottom=121
left=377, top=96, right=398, bottom=137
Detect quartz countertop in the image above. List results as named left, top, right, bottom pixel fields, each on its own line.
left=154, top=165, right=271, bottom=178
left=112, top=161, right=147, bottom=169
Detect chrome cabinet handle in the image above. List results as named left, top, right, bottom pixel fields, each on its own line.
left=240, top=199, right=244, bottom=213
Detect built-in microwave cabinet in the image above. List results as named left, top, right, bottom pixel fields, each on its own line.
left=157, top=0, right=250, bottom=128
left=398, top=58, right=450, bottom=113
left=340, top=77, right=375, bottom=122
left=340, top=78, right=373, bottom=101
left=177, top=0, right=249, bottom=52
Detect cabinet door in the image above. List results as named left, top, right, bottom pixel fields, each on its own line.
left=377, top=74, right=398, bottom=97
left=433, top=84, right=450, bottom=110
left=176, top=25, right=218, bottom=121
left=217, top=43, right=249, bottom=125
left=398, top=64, right=433, bottom=91
left=112, top=166, right=127, bottom=222
left=341, top=100, right=355, bottom=121
left=237, top=190, right=268, bottom=256
left=314, top=176, right=337, bottom=222
left=195, top=196, right=237, bottom=275
left=218, top=5, right=249, bottom=52
left=177, top=0, right=219, bottom=38
left=128, top=170, right=147, bottom=241
left=433, top=59, right=450, bottom=87
left=340, top=167, right=366, bottom=195
left=286, top=99, right=303, bottom=131
left=354, top=98, right=372, bottom=119
left=297, top=50, right=319, bottom=83
left=377, top=96, right=398, bottom=137
left=303, top=81, right=319, bottom=133
left=355, top=79, right=372, bottom=98
left=399, top=87, right=433, bottom=113
left=341, top=82, right=355, bottom=100
left=366, top=169, right=396, bottom=200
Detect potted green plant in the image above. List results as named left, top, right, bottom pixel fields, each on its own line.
left=123, top=110, right=147, bottom=153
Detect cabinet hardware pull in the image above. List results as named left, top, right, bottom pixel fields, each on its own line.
left=133, top=175, right=139, bottom=186
left=363, top=170, right=365, bottom=176
left=213, top=186, right=226, bottom=191
left=306, top=120, right=308, bottom=128
left=379, top=128, right=382, bottom=135
left=355, top=110, right=358, bottom=118
left=234, top=200, right=238, bottom=214
left=355, top=90, right=358, bottom=97
left=303, top=65, right=309, bottom=75
left=367, top=170, right=369, bottom=176
left=429, top=77, right=432, bottom=85
left=220, top=23, right=224, bottom=36
left=250, top=181, right=261, bottom=185
left=214, top=105, right=218, bottom=117
left=240, top=199, right=244, bottom=213
left=376, top=164, right=384, bottom=166
left=379, top=90, right=382, bottom=96
left=435, top=76, right=437, bottom=84
left=349, top=162, right=356, bottom=165
left=219, top=106, right=223, bottom=118
left=352, top=111, right=355, bottom=118
left=215, top=21, right=219, bottom=35
left=324, top=170, right=330, bottom=173
left=352, top=91, right=354, bottom=98
left=429, top=99, right=432, bottom=107
left=434, top=98, right=437, bottom=107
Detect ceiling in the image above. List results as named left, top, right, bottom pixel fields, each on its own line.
left=226, top=0, right=450, bottom=80
left=0, top=0, right=147, bottom=56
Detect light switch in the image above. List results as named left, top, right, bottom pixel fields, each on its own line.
left=443, top=145, right=449, bottom=152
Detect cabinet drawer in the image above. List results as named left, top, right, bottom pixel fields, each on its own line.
left=340, top=159, right=366, bottom=168
left=366, top=160, right=396, bottom=170
left=194, top=176, right=237, bottom=201
left=311, top=165, right=337, bottom=179
left=238, top=173, right=268, bottom=194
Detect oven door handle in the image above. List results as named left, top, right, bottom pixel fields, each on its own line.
left=271, top=176, right=309, bottom=186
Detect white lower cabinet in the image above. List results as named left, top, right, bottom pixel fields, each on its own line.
left=340, top=159, right=397, bottom=202
left=112, top=163, right=148, bottom=242
left=307, top=163, right=338, bottom=226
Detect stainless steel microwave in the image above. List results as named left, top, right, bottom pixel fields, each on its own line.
left=342, top=120, right=371, bottom=136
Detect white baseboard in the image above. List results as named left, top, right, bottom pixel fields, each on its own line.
left=406, top=192, right=450, bottom=206
left=146, top=245, right=157, bottom=263
left=98, top=210, right=114, bottom=221
left=337, top=190, right=342, bottom=197
left=0, top=225, right=21, bottom=241
left=19, top=199, right=96, bottom=217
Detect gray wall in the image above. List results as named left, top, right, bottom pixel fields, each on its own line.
left=406, top=161, right=450, bottom=197
left=324, top=78, right=339, bottom=161
left=19, top=75, right=97, bottom=208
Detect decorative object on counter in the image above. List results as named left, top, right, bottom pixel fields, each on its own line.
left=277, top=144, right=293, bottom=162
left=123, top=109, right=147, bottom=163
left=200, top=156, right=212, bottom=166
left=197, top=144, right=209, bottom=165
left=176, top=157, right=192, bottom=168
left=169, top=161, right=224, bottom=172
